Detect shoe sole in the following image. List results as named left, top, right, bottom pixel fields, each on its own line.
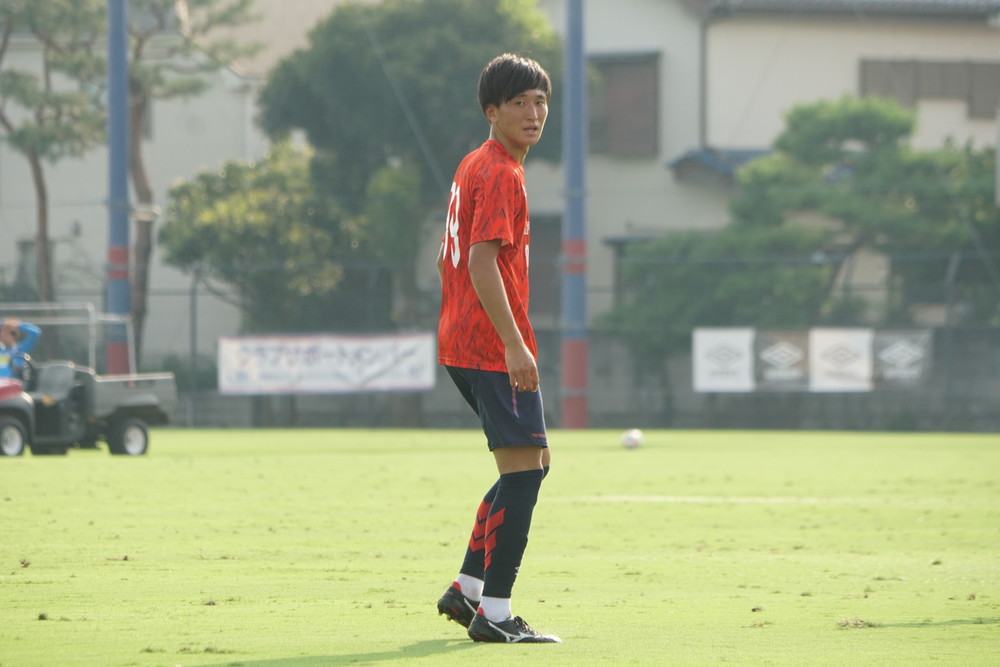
left=437, top=599, right=474, bottom=628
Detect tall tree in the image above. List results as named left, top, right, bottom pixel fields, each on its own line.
left=124, top=0, right=260, bottom=362
left=257, top=0, right=562, bottom=328
left=605, top=225, right=834, bottom=361
left=158, top=143, right=385, bottom=333
left=738, top=96, right=1000, bottom=323
left=605, top=95, right=1000, bottom=362
left=0, top=0, right=106, bottom=303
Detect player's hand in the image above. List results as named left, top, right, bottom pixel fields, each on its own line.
left=505, top=343, right=539, bottom=392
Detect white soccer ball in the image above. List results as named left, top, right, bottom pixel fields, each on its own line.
left=620, top=428, right=643, bottom=449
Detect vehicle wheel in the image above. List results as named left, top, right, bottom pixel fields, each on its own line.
left=108, top=417, right=149, bottom=456
left=0, top=417, right=27, bottom=457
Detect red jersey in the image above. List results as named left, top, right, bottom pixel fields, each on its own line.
left=438, top=140, right=535, bottom=372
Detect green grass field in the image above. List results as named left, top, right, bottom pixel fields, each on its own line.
left=1, top=428, right=998, bottom=666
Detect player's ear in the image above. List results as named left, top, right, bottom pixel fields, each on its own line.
left=484, top=104, right=499, bottom=123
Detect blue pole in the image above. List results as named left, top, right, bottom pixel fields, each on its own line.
left=106, top=0, right=131, bottom=373
left=561, top=0, right=587, bottom=427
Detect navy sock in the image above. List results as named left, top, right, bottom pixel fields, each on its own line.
left=458, top=465, right=549, bottom=583
left=459, top=479, right=499, bottom=580
left=482, top=468, right=544, bottom=599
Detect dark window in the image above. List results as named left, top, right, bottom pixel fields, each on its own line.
left=969, top=62, right=1000, bottom=119
left=860, top=59, right=1000, bottom=120
left=860, top=60, right=916, bottom=107
left=529, top=215, right=561, bottom=323
left=918, top=61, right=968, bottom=99
left=589, top=53, right=659, bottom=158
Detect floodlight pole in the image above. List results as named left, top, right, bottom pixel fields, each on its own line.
left=106, top=0, right=131, bottom=374
left=561, top=0, right=588, bottom=427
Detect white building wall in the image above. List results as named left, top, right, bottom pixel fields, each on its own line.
left=5, top=2, right=997, bottom=367
left=528, top=3, right=1000, bottom=324
left=533, top=0, right=724, bottom=320
left=0, top=38, right=267, bottom=368
left=707, top=17, right=1000, bottom=149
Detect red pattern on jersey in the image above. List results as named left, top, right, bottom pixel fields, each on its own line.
left=438, top=140, right=535, bottom=372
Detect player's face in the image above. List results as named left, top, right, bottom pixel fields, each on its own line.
left=0, top=327, right=15, bottom=348
left=486, top=89, right=549, bottom=156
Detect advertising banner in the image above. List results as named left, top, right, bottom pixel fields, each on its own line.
left=809, top=328, right=873, bottom=392
left=693, top=328, right=933, bottom=393
left=693, top=328, right=755, bottom=392
left=874, top=330, right=933, bottom=388
left=755, top=330, right=809, bottom=392
left=218, top=332, right=436, bottom=395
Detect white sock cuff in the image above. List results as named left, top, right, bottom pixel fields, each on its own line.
left=455, top=574, right=484, bottom=601
left=478, top=595, right=512, bottom=622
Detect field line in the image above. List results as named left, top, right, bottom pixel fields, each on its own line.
left=556, top=495, right=992, bottom=507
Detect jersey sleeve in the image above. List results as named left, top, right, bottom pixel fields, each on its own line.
left=468, top=162, right=521, bottom=247
left=16, top=323, right=40, bottom=354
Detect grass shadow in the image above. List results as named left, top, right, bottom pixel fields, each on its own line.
left=206, top=638, right=477, bottom=666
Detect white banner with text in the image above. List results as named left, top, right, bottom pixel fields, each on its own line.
left=809, top=328, right=874, bottom=392
left=693, top=327, right=755, bottom=393
left=218, top=332, right=436, bottom=395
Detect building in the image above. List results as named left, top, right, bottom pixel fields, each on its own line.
left=1, top=0, right=997, bottom=427
left=526, top=0, right=1000, bottom=331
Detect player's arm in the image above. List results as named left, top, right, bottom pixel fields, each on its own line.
left=17, top=322, right=40, bottom=354
left=436, top=239, right=445, bottom=283
left=467, top=239, right=538, bottom=392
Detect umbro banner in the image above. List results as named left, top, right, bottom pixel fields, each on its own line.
left=809, top=328, right=873, bottom=392
left=693, top=328, right=932, bottom=393
left=754, top=330, right=809, bottom=392
left=874, top=330, right=933, bottom=388
left=693, top=328, right=755, bottom=392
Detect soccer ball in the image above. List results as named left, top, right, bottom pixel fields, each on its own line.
left=620, top=428, right=643, bottom=449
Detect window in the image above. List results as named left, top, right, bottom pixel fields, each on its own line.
left=528, top=215, right=561, bottom=324
left=589, top=53, right=660, bottom=158
left=860, top=59, right=1000, bottom=119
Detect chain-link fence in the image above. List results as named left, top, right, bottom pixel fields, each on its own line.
left=166, top=326, right=997, bottom=432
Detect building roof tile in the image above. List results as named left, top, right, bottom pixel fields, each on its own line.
left=697, top=0, right=1000, bottom=16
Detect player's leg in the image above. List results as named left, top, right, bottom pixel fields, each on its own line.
left=467, top=372, right=559, bottom=642
left=438, top=367, right=559, bottom=642
left=471, top=447, right=559, bottom=642
left=477, top=444, right=544, bottom=624
left=437, top=366, right=490, bottom=626
left=439, top=450, right=552, bottom=627
left=437, top=478, right=496, bottom=627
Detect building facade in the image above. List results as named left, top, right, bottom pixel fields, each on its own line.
left=527, top=0, right=1000, bottom=332
left=1, top=0, right=997, bottom=428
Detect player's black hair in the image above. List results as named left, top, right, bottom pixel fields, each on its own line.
left=478, top=53, right=551, bottom=114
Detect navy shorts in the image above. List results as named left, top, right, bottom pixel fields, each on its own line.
left=445, top=366, right=548, bottom=451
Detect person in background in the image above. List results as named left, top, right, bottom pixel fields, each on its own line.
left=0, top=317, right=41, bottom=379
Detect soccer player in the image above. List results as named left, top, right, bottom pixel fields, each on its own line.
left=0, top=318, right=40, bottom=380
left=434, top=54, right=560, bottom=644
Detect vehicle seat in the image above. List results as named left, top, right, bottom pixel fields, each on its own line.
left=34, top=363, right=78, bottom=403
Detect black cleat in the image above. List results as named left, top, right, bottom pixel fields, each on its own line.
left=437, top=585, right=478, bottom=628
left=467, top=612, right=562, bottom=643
